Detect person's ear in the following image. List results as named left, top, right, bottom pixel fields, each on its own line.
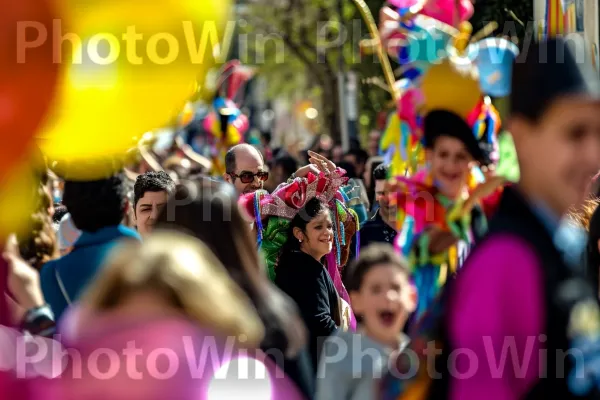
left=124, top=199, right=134, bottom=217
left=293, top=227, right=304, bottom=242
left=596, top=238, right=600, bottom=253
left=223, top=173, right=232, bottom=184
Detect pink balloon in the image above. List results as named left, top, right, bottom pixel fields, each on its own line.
left=202, top=112, right=216, bottom=133
left=422, top=0, right=474, bottom=26
left=398, top=87, right=423, bottom=134
left=387, top=0, right=418, bottom=8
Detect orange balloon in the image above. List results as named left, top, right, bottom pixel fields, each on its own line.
left=0, top=0, right=59, bottom=184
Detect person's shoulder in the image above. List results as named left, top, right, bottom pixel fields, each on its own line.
left=40, top=258, right=58, bottom=283
left=471, top=233, right=538, bottom=262
left=461, top=233, right=541, bottom=283
left=116, top=225, right=141, bottom=240
left=359, top=216, right=383, bottom=233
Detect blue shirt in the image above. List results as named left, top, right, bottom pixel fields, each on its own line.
left=40, top=225, right=141, bottom=321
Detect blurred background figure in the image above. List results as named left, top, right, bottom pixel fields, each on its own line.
left=343, top=149, right=368, bottom=180
left=366, top=130, right=381, bottom=157
left=40, top=173, right=140, bottom=321
left=270, top=153, right=298, bottom=191
left=57, top=232, right=273, bottom=400
left=363, top=157, right=383, bottom=208
left=17, top=170, right=58, bottom=272
left=57, top=213, right=81, bottom=256
left=585, top=202, right=600, bottom=297
left=162, top=155, right=191, bottom=182
left=260, top=131, right=273, bottom=163
left=157, top=180, right=313, bottom=398
left=331, top=144, right=344, bottom=164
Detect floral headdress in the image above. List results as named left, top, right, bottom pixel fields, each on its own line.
left=239, top=168, right=360, bottom=312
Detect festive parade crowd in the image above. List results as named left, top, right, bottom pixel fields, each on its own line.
left=4, top=0, right=600, bottom=399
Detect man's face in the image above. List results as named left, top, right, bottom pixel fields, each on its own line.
left=514, top=96, right=600, bottom=216
left=375, top=179, right=396, bottom=223
left=134, top=190, right=168, bottom=236
left=225, top=148, right=266, bottom=195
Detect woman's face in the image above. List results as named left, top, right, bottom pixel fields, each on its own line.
left=427, top=136, right=473, bottom=199
left=297, top=210, right=334, bottom=260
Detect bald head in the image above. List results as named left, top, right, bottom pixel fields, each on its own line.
left=224, top=144, right=266, bottom=195
left=225, top=144, right=263, bottom=174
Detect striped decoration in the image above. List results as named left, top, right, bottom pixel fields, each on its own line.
left=545, top=0, right=579, bottom=36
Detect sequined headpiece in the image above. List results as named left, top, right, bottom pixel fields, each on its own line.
left=239, top=168, right=359, bottom=285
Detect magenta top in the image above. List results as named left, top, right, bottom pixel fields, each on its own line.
left=28, top=312, right=306, bottom=400
left=448, top=235, right=545, bottom=400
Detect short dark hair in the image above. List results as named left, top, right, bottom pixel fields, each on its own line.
left=225, top=148, right=237, bottom=174
left=346, top=148, right=369, bottom=165
left=133, top=171, right=175, bottom=210
left=53, top=205, right=68, bottom=224
left=373, top=163, right=389, bottom=181
left=62, top=174, right=127, bottom=233
left=346, top=244, right=409, bottom=292
left=337, top=161, right=357, bottom=178
left=274, top=154, right=298, bottom=179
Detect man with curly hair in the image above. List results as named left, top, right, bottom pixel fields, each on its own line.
left=133, top=171, right=175, bottom=236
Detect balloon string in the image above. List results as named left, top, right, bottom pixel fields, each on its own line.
left=349, top=0, right=399, bottom=103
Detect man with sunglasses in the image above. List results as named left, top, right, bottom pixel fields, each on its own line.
left=224, top=144, right=270, bottom=195
left=225, top=144, right=334, bottom=197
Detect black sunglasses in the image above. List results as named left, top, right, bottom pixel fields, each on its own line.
left=229, top=171, right=269, bottom=184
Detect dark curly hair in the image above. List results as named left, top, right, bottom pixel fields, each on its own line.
left=18, top=183, right=58, bottom=271
left=62, top=173, right=127, bottom=233
left=133, top=171, right=175, bottom=211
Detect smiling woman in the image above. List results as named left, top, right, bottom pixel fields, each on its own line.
left=275, top=198, right=341, bottom=371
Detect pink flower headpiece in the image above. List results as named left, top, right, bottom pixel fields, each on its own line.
left=239, top=168, right=349, bottom=222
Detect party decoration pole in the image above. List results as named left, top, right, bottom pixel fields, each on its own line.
left=350, top=0, right=399, bottom=103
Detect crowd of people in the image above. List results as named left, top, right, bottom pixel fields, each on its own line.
left=5, top=32, right=600, bottom=400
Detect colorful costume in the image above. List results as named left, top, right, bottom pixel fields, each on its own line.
left=366, top=1, right=519, bottom=321
left=239, top=168, right=360, bottom=331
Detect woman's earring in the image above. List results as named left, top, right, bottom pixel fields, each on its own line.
left=299, top=238, right=302, bottom=243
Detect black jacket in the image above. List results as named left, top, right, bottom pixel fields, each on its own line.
left=442, top=186, right=600, bottom=399
left=260, top=307, right=316, bottom=399
left=275, top=250, right=339, bottom=371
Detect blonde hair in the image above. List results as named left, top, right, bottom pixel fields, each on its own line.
left=81, top=231, right=265, bottom=347
left=568, top=197, right=600, bottom=231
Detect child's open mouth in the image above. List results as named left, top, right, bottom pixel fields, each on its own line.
left=378, top=310, right=397, bottom=327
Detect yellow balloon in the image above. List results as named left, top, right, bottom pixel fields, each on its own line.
left=38, top=0, right=231, bottom=180
left=421, top=60, right=481, bottom=118
left=0, top=162, right=39, bottom=238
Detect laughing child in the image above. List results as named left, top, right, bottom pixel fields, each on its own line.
left=316, top=244, right=416, bottom=400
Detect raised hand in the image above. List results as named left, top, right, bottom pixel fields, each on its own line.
left=2, top=234, right=44, bottom=310
left=308, top=150, right=336, bottom=174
